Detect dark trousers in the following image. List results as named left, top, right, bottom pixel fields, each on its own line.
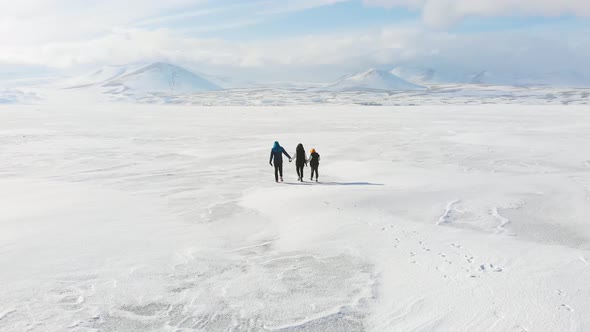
left=310, top=166, right=318, bottom=179
left=296, top=163, right=305, bottom=179
left=274, top=163, right=283, bottom=181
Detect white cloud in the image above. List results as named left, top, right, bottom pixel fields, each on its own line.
left=3, top=22, right=588, bottom=81
left=0, top=0, right=358, bottom=69
left=1, top=0, right=589, bottom=81
left=364, top=0, right=590, bottom=27
left=0, top=25, right=422, bottom=69
left=0, top=0, right=349, bottom=46
left=0, top=0, right=201, bottom=47
left=134, top=1, right=273, bottom=27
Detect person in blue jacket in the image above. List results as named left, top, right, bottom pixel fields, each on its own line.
left=269, top=141, right=292, bottom=182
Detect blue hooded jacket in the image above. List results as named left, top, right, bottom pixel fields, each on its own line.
left=269, top=141, right=291, bottom=165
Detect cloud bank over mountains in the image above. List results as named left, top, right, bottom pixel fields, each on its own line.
left=1, top=0, right=589, bottom=82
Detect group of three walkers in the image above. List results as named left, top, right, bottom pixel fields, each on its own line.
left=269, top=141, right=320, bottom=183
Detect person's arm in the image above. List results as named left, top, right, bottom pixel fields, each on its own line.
left=290, top=152, right=296, bottom=162
left=269, top=150, right=274, bottom=165
left=282, top=148, right=292, bottom=160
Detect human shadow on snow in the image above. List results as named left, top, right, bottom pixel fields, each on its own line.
left=283, top=181, right=383, bottom=186
left=321, top=181, right=384, bottom=186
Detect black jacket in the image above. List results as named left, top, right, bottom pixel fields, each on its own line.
left=308, top=152, right=320, bottom=167
left=270, top=146, right=291, bottom=165
left=293, top=151, right=307, bottom=165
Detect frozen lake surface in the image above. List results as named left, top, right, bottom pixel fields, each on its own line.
left=1, top=103, right=589, bottom=331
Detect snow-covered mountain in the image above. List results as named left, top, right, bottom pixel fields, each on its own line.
left=506, top=71, right=590, bottom=87
left=59, top=64, right=144, bottom=89
left=390, top=66, right=502, bottom=85
left=391, top=66, right=590, bottom=87
left=104, top=62, right=221, bottom=93
left=199, top=74, right=258, bottom=89
left=390, top=66, right=431, bottom=84
left=326, top=69, right=426, bottom=91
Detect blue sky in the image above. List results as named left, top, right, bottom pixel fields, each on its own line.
left=139, top=1, right=421, bottom=40
left=1, top=0, right=589, bottom=81
left=131, top=0, right=589, bottom=39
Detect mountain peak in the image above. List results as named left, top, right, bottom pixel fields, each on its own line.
left=353, top=68, right=387, bottom=78
left=328, top=68, right=426, bottom=91
left=145, top=62, right=181, bottom=69
left=104, top=62, right=221, bottom=93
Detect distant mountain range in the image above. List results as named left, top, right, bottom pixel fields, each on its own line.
left=391, top=66, right=590, bottom=87
left=51, top=62, right=590, bottom=93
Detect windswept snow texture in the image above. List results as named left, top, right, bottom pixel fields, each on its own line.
left=101, top=85, right=590, bottom=106
left=1, top=103, right=590, bottom=331
left=327, top=69, right=426, bottom=91
left=104, top=62, right=221, bottom=93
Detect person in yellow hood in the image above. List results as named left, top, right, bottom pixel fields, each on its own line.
left=307, top=148, right=320, bottom=182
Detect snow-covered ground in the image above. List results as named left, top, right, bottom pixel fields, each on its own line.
left=1, top=101, right=590, bottom=331
left=118, top=85, right=588, bottom=106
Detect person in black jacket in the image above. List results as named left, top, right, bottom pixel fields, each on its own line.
left=290, top=143, right=308, bottom=182
left=308, top=148, right=320, bottom=182
left=269, top=141, right=292, bottom=182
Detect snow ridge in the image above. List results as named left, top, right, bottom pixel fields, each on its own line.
left=491, top=207, right=511, bottom=233
left=437, top=200, right=461, bottom=225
